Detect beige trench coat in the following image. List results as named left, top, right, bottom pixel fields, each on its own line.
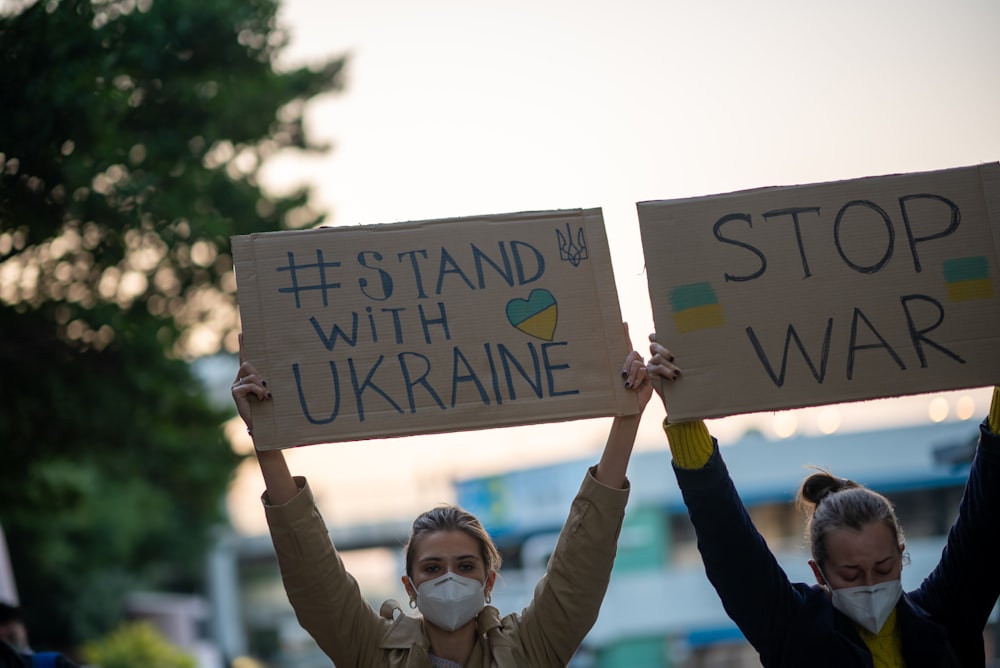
left=263, top=466, right=629, bottom=667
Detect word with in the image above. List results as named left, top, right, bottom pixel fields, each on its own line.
left=309, top=302, right=450, bottom=350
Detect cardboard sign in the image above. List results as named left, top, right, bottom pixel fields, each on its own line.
left=233, top=208, right=637, bottom=450
left=638, top=163, right=1000, bottom=421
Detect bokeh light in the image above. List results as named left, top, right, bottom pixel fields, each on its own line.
left=927, top=396, right=950, bottom=423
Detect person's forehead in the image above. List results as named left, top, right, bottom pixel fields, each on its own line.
left=415, top=530, right=481, bottom=560
left=826, top=523, right=897, bottom=562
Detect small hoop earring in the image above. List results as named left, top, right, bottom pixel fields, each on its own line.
left=485, top=592, right=492, bottom=604
left=409, top=597, right=417, bottom=609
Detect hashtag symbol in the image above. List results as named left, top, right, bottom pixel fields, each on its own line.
left=276, top=249, right=342, bottom=308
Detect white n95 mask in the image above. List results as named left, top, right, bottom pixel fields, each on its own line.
left=411, top=572, right=486, bottom=631
left=830, top=579, right=902, bottom=634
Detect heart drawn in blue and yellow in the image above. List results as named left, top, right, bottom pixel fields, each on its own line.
left=506, top=289, right=558, bottom=341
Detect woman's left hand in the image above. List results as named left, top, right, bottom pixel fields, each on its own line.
left=622, top=349, right=653, bottom=410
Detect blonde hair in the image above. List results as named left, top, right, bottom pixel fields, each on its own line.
left=404, top=505, right=503, bottom=578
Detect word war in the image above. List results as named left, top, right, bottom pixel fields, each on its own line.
left=745, top=294, right=964, bottom=387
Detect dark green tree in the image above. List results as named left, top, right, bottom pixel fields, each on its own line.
left=0, top=0, right=344, bottom=649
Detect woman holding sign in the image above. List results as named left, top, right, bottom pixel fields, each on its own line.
left=231, top=332, right=652, bottom=667
left=646, top=333, right=1000, bottom=667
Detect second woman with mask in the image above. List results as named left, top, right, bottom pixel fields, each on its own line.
left=646, top=332, right=1000, bottom=667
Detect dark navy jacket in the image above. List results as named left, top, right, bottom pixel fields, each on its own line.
left=673, top=420, right=1000, bottom=667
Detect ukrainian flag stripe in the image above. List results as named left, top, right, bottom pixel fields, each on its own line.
left=670, top=282, right=718, bottom=312
left=943, top=256, right=990, bottom=283
left=946, top=279, right=994, bottom=302
left=673, top=304, right=725, bottom=333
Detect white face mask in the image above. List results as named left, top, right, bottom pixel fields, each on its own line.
left=410, top=572, right=486, bottom=632
left=826, top=577, right=902, bottom=634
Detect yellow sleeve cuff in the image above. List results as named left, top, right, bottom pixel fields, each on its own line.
left=663, top=418, right=714, bottom=469
left=989, top=386, right=1000, bottom=435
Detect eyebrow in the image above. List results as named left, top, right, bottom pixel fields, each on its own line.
left=840, top=555, right=896, bottom=570
left=417, top=554, right=481, bottom=564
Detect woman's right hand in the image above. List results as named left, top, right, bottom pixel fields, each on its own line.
left=647, top=332, right=682, bottom=409
left=233, top=336, right=296, bottom=502
left=232, top=334, right=271, bottom=434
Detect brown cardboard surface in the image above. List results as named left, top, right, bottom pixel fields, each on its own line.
left=638, top=163, right=1000, bottom=421
left=233, top=208, right=638, bottom=450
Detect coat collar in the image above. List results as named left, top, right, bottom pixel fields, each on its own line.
left=380, top=612, right=429, bottom=650
left=377, top=605, right=506, bottom=654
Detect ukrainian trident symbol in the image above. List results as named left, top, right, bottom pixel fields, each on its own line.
left=557, top=223, right=588, bottom=267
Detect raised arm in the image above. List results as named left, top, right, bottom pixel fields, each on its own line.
left=231, top=337, right=389, bottom=665
left=231, top=336, right=297, bottom=505
left=512, top=334, right=656, bottom=662
left=593, top=345, right=653, bottom=488
left=911, top=385, right=1000, bottom=636
left=646, top=332, right=816, bottom=664
left=646, top=332, right=715, bottom=469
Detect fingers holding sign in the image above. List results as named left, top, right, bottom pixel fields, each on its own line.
left=647, top=332, right=681, bottom=379
left=620, top=322, right=653, bottom=411
left=232, top=333, right=272, bottom=435
left=647, top=332, right=682, bottom=410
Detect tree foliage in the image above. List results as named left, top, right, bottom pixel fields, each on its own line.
left=0, top=0, right=344, bottom=648
left=83, top=621, right=197, bottom=668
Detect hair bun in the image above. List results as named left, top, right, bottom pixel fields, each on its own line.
left=799, top=469, right=857, bottom=505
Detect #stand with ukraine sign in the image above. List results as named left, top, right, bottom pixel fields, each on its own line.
left=232, top=208, right=638, bottom=450
left=637, top=162, right=1000, bottom=421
